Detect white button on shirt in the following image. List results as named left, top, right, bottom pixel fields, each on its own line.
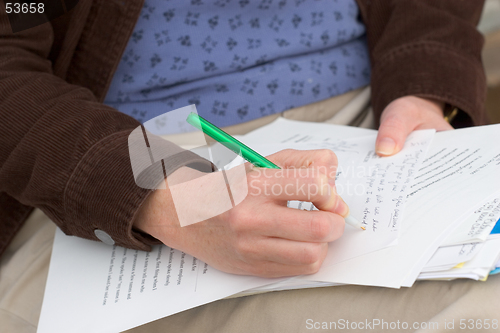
left=94, top=229, right=115, bottom=245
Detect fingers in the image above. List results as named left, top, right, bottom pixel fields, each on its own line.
left=376, top=104, right=417, bottom=157
left=247, top=167, right=349, bottom=216
left=254, top=206, right=345, bottom=242
left=376, top=96, right=451, bottom=157
left=267, top=149, right=338, bottom=176
left=234, top=240, right=329, bottom=277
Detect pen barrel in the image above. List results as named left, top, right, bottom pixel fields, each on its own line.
left=187, top=113, right=280, bottom=169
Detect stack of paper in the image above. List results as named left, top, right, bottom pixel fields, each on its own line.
left=417, top=217, right=500, bottom=281
left=37, top=118, right=500, bottom=333
left=239, top=119, right=500, bottom=290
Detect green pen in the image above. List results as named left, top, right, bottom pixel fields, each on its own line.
left=186, top=112, right=365, bottom=230
left=186, top=112, right=280, bottom=169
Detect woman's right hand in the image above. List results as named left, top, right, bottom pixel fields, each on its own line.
left=133, top=149, right=348, bottom=278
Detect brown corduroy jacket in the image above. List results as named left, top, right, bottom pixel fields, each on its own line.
left=0, top=0, right=487, bottom=257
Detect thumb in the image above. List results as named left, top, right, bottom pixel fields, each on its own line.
left=376, top=106, right=418, bottom=157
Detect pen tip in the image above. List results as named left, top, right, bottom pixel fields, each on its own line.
left=361, top=226, right=366, bottom=231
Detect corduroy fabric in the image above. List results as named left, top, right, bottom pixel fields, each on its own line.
left=0, top=0, right=212, bottom=256
left=357, top=0, right=487, bottom=127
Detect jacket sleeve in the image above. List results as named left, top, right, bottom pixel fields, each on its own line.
left=0, top=12, right=210, bottom=252
left=355, top=0, right=487, bottom=127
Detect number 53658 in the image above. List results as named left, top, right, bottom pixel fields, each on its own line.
left=5, top=2, right=45, bottom=14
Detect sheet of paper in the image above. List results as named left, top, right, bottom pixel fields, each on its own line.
left=238, top=278, right=341, bottom=296
left=300, top=124, right=500, bottom=288
left=37, top=229, right=280, bottom=333
left=421, top=242, right=485, bottom=273
left=418, top=237, right=500, bottom=281
left=441, top=197, right=500, bottom=246
left=239, top=117, right=376, bottom=144
left=247, top=130, right=434, bottom=265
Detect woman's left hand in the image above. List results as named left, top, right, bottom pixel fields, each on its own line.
left=375, top=96, right=454, bottom=156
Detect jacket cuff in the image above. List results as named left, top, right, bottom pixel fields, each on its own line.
left=62, top=129, right=212, bottom=251
left=370, top=41, right=487, bottom=127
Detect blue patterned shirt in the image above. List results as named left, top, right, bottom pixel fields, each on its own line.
left=104, top=0, right=371, bottom=134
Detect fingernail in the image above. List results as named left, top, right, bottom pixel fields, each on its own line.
left=376, top=137, right=396, bottom=156
left=334, top=196, right=349, bottom=217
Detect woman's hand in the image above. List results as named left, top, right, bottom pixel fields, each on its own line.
left=375, top=96, right=454, bottom=156
left=133, top=149, right=348, bottom=278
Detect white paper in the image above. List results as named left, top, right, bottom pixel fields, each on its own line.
left=441, top=197, right=500, bottom=246
left=239, top=117, right=376, bottom=144
left=418, top=237, right=500, bottom=281
left=421, top=242, right=485, bottom=272
left=302, top=124, right=500, bottom=288
left=37, top=229, right=280, bottom=333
